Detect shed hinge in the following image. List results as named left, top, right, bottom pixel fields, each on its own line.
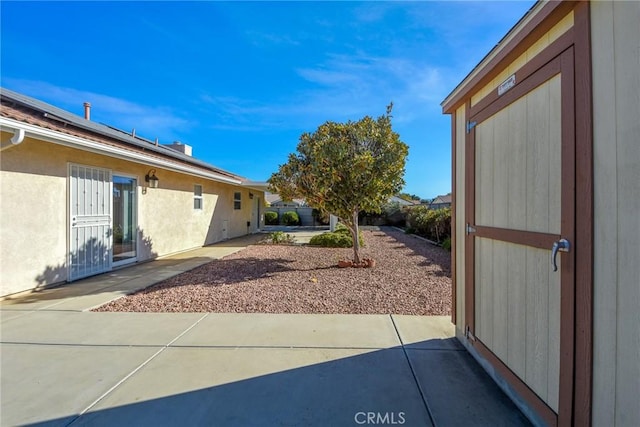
left=466, top=223, right=476, bottom=235
left=465, top=325, right=477, bottom=342
left=466, top=121, right=477, bottom=134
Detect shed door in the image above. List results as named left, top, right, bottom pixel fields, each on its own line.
left=465, top=49, right=575, bottom=425
left=69, top=164, right=112, bottom=281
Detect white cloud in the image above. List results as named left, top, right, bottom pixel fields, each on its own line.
left=198, top=50, right=451, bottom=132
left=3, top=79, right=191, bottom=141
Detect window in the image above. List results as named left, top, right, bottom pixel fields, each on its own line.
left=194, top=185, right=203, bottom=210
left=234, top=191, right=241, bottom=210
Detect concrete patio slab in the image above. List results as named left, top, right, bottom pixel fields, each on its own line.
left=0, top=343, right=162, bottom=427
left=75, top=346, right=433, bottom=427
left=0, top=309, right=29, bottom=323
left=392, top=314, right=464, bottom=350
left=407, top=348, right=532, bottom=426
left=0, top=312, right=206, bottom=346
left=0, top=233, right=532, bottom=426
left=173, top=313, right=401, bottom=349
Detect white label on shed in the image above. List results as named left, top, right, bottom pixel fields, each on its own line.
left=498, top=74, right=516, bottom=96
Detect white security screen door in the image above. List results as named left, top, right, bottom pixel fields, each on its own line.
left=69, top=164, right=112, bottom=281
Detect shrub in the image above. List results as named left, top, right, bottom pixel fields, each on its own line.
left=266, top=231, right=296, bottom=245
left=281, top=211, right=300, bottom=226
left=406, top=206, right=451, bottom=243
left=442, top=237, right=452, bottom=251
left=309, top=224, right=364, bottom=247
left=312, top=208, right=330, bottom=225
left=309, top=232, right=353, bottom=248
left=264, top=211, right=278, bottom=225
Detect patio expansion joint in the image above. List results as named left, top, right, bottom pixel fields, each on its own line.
left=166, top=344, right=402, bottom=351
left=389, top=314, right=438, bottom=427
left=65, top=312, right=210, bottom=427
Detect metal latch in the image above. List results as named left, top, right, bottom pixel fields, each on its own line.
left=465, top=325, right=477, bottom=342
left=466, top=121, right=477, bottom=133
left=551, top=238, right=570, bottom=272
left=466, top=223, right=476, bottom=235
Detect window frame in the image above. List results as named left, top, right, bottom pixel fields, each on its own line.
left=194, top=184, right=203, bottom=210
left=233, top=191, right=242, bottom=210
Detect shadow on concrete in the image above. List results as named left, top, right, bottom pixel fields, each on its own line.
left=32, top=228, right=156, bottom=291
left=20, top=339, right=530, bottom=427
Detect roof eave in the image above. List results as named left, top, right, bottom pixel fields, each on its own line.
left=0, top=117, right=243, bottom=186
left=441, top=0, right=555, bottom=114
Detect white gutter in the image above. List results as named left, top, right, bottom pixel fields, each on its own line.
left=0, top=126, right=25, bottom=151
left=0, top=117, right=242, bottom=185
left=241, top=180, right=269, bottom=192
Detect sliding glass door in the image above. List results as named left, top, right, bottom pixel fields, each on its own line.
left=112, top=175, right=137, bottom=266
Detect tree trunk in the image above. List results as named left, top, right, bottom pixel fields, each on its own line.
left=351, top=209, right=361, bottom=264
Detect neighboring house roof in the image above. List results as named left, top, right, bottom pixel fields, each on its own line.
left=388, top=195, right=421, bottom=206
left=264, top=192, right=306, bottom=207
left=0, top=87, right=266, bottom=188
left=430, top=193, right=452, bottom=206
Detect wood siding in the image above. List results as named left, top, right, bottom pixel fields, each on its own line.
left=471, top=11, right=574, bottom=107
left=472, top=75, right=563, bottom=412
left=591, top=1, right=640, bottom=426
left=475, top=75, right=562, bottom=235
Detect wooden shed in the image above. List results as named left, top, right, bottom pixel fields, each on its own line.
left=441, top=1, right=639, bottom=426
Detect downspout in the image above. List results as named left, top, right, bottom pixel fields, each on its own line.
left=1, top=127, right=25, bottom=151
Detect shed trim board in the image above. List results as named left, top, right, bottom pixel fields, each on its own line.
left=450, top=111, right=457, bottom=325
left=443, top=1, right=593, bottom=426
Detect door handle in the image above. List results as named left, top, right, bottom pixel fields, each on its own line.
left=551, top=238, right=570, bottom=272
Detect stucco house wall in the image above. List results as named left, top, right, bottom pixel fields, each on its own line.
left=0, top=90, right=265, bottom=297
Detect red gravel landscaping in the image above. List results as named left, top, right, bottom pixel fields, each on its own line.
left=94, top=228, right=452, bottom=315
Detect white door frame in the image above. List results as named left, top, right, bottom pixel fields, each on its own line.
left=112, top=172, right=139, bottom=268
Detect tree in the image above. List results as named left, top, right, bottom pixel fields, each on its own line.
left=398, top=193, right=421, bottom=202
left=268, top=104, right=408, bottom=264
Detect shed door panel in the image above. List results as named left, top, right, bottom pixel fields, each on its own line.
left=467, top=49, right=574, bottom=424
left=475, top=75, right=562, bottom=234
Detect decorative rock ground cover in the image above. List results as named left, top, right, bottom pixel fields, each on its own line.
left=95, top=228, right=451, bottom=315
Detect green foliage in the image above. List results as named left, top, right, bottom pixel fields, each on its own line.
left=269, top=104, right=408, bottom=263
left=309, top=232, right=353, bottom=248
left=406, top=206, right=451, bottom=243
left=281, top=211, right=300, bottom=226
left=442, top=237, right=452, bottom=251
left=397, top=193, right=421, bottom=202
left=266, top=231, right=296, bottom=245
left=113, top=225, right=124, bottom=243
left=310, top=224, right=364, bottom=248
left=264, top=211, right=278, bottom=225
left=312, top=208, right=330, bottom=225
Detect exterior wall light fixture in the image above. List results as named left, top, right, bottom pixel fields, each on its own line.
left=145, top=169, right=159, bottom=189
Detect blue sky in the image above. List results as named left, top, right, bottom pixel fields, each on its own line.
left=1, top=1, right=534, bottom=199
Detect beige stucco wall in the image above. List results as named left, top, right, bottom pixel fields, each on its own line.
left=0, top=133, right=264, bottom=297
left=591, top=1, right=640, bottom=426
left=1, top=133, right=68, bottom=296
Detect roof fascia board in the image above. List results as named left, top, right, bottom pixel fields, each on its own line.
left=240, top=181, right=269, bottom=192
left=441, top=0, right=564, bottom=112
left=0, top=117, right=242, bottom=185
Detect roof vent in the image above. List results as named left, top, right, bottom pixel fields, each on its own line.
left=83, top=102, right=91, bottom=120
left=163, top=141, right=192, bottom=156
